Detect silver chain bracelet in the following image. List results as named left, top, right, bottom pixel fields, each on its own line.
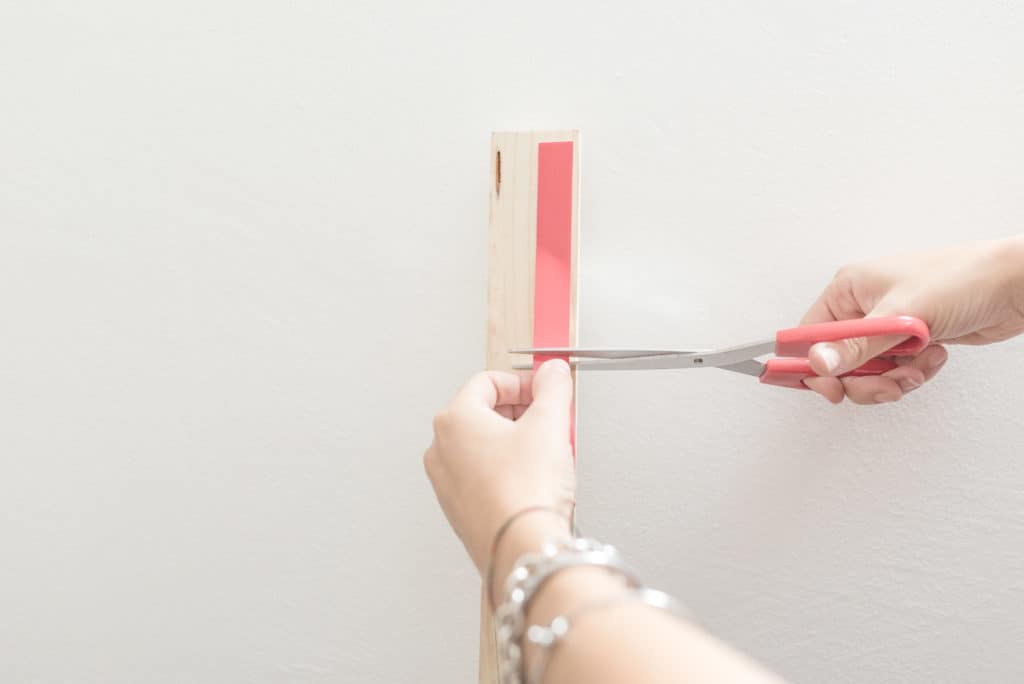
left=525, top=586, right=689, bottom=684
left=494, top=536, right=641, bottom=684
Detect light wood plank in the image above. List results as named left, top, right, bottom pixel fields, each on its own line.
left=480, top=130, right=580, bottom=684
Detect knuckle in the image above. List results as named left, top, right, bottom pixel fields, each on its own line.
left=431, top=409, right=453, bottom=433
left=845, top=388, right=875, bottom=405
left=843, top=336, right=869, bottom=361
left=840, top=378, right=869, bottom=405
left=834, top=264, right=859, bottom=281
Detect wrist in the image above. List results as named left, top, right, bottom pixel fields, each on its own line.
left=488, top=512, right=571, bottom=606
left=527, top=565, right=629, bottom=618
left=999, top=234, right=1024, bottom=278
left=991, top=235, right=1024, bottom=303
left=520, top=565, right=632, bottom=669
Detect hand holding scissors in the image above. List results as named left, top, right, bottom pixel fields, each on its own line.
left=514, top=315, right=931, bottom=392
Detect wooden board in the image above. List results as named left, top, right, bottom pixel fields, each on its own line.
left=480, top=130, right=580, bottom=683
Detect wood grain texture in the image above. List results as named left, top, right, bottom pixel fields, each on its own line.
left=480, top=130, right=580, bottom=684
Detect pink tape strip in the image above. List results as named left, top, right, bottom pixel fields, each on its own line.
left=533, top=141, right=575, bottom=449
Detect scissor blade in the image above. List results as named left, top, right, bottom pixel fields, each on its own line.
left=511, top=358, right=768, bottom=374
left=717, top=359, right=765, bottom=378
left=568, top=340, right=776, bottom=371
left=684, top=340, right=776, bottom=368
left=572, top=355, right=702, bottom=371
left=509, top=347, right=703, bottom=360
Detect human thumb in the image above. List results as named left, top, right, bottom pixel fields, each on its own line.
left=808, top=332, right=908, bottom=377
left=525, top=359, right=573, bottom=424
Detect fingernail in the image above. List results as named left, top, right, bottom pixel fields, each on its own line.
left=897, top=377, right=922, bottom=393
left=543, top=358, right=570, bottom=375
left=873, top=391, right=901, bottom=403
left=927, top=353, right=947, bottom=370
left=817, top=344, right=841, bottom=375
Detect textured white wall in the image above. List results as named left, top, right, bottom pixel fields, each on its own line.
left=2, top=1, right=1022, bottom=682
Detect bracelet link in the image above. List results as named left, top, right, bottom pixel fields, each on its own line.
left=494, top=536, right=640, bottom=684
left=525, top=587, right=690, bottom=684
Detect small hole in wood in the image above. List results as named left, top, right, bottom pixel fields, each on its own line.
left=495, top=149, right=502, bottom=196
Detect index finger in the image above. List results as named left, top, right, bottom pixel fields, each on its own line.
left=452, top=370, right=533, bottom=411
left=799, top=276, right=867, bottom=326
left=800, top=285, right=848, bottom=325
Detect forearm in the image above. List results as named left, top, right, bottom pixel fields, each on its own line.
left=541, top=590, right=784, bottom=684
left=995, top=234, right=1024, bottom=308
left=492, top=516, right=786, bottom=684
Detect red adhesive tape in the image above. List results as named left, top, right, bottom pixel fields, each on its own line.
left=533, top=141, right=575, bottom=450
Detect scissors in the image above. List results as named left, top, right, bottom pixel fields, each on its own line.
left=512, top=315, right=930, bottom=389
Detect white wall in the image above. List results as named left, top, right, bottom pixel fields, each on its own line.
left=2, top=1, right=1022, bottom=682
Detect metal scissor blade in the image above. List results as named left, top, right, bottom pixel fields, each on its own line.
left=564, top=340, right=776, bottom=371
left=509, top=347, right=704, bottom=360
left=683, top=340, right=776, bottom=368
left=572, top=353, right=708, bottom=371
left=510, top=358, right=769, bottom=373
left=717, top=359, right=766, bottom=378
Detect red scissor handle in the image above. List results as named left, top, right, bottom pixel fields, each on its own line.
left=774, top=315, right=930, bottom=358
left=761, top=315, right=930, bottom=389
left=760, top=358, right=898, bottom=389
